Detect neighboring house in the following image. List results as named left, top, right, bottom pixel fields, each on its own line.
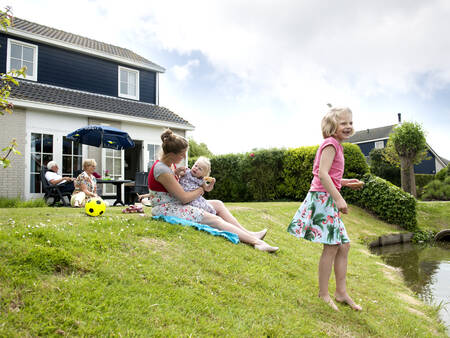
left=346, top=119, right=448, bottom=175
left=0, top=17, right=194, bottom=200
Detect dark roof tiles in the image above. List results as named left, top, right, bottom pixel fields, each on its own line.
left=11, top=80, right=193, bottom=128
left=10, top=17, right=164, bottom=72
left=346, top=125, right=396, bottom=143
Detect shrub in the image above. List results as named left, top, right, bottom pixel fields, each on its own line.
left=343, top=143, right=369, bottom=178
left=435, top=166, right=448, bottom=181
left=415, top=174, right=435, bottom=199
left=422, top=179, right=450, bottom=201
left=207, top=154, right=249, bottom=202
left=282, top=143, right=369, bottom=201
left=281, top=146, right=317, bottom=200
left=242, top=149, right=285, bottom=201
left=369, top=148, right=400, bottom=186
left=351, top=173, right=417, bottom=231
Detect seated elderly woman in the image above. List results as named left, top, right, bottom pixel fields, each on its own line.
left=71, top=159, right=101, bottom=207
left=148, top=129, right=278, bottom=252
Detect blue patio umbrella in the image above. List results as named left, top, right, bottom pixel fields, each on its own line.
left=66, top=125, right=135, bottom=150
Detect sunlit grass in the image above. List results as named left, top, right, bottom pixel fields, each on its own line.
left=0, top=203, right=447, bottom=336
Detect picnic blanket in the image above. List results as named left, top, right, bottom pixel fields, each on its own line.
left=152, top=215, right=240, bottom=244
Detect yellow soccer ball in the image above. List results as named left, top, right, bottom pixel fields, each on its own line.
left=85, top=197, right=106, bottom=217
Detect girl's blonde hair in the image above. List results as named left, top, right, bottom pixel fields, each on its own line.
left=321, top=107, right=354, bottom=138
left=195, top=156, right=211, bottom=177
left=83, top=159, right=97, bottom=170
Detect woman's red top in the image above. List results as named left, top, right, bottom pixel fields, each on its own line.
left=148, top=160, right=178, bottom=193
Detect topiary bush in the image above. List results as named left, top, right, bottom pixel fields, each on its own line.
left=353, top=173, right=417, bottom=231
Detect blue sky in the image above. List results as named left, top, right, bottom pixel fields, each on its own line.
left=5, top=0, right=450, bottom=159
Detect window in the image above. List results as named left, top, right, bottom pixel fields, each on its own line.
left=118, top=66, right=139, bottom=100
left=62, top=137, right=83, bottom=177
left=7, top=39, right=38, bottom=81
left=375, top=141, right=385, bottom=149
left=30, top=133, right=53, bottom=193
left=103, top=149, right=123, bottom=194
left=147, top=144, right=161, bottom=170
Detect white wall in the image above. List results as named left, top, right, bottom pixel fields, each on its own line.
left=25, top=109, right=88, bottom=200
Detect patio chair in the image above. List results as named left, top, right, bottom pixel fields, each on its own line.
left=128, top=171, right=149, bottom=204
left=40, top=169, right=72, bottom=206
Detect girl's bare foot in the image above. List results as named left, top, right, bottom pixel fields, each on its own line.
left=252, top=228, right=267, bottom=240
left=254, top=240, right=278, bottom=253
left=319, top=295, right=339, bottom=311
left=335, top=293, right=362, bottom=311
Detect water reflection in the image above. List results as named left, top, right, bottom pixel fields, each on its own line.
left=371, top=242, right=450, bottom=330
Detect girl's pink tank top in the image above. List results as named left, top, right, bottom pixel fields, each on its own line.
left=310, top=137, right=345, bottom=192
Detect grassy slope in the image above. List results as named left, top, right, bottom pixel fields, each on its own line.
left=0, top=203, right=447, bottom=337
left=416, top=201, right=450, bottom=233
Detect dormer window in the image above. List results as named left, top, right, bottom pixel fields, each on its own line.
left=375, top=140, right=385, bottom=149
left=118, top=66, right=139, bottom=100
left=7, top=39, right=38, bottom=81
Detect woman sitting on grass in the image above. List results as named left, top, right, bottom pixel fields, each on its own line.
left=147, top=129, right=278, bottom=253
left=71, top=159, right=101, bottom=207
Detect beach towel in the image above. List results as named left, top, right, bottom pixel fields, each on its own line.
left=152, top=215, right=240, bottom=244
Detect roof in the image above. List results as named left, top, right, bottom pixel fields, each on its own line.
left=10, top=80, right=193, bottom=128
left=346, top=125, right=396, bottom=143
left=7, top=17, right=165, bottom=72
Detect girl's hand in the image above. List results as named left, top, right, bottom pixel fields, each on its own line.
left=336, top=198, right=348, bottom=214
left=202, top=178, right=215, bottom=192
left=346, top=179, right=364, bottom=190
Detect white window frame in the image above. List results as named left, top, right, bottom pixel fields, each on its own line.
left=118, top=65, right=139, bottom=100
left=147, top=144, right=161, bottom=171
left=7, top=38, right=38, bottom=81
left=101, top=148, right=124, bottom=195
left=374, top=140, right=385, bottom=149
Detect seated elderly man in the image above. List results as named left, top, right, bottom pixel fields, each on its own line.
left=45, top=161, right=75, bottom=194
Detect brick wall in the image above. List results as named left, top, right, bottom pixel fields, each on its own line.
left=0, top=109, right=26, bottom=198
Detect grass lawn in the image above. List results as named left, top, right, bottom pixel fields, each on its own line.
left=0, top=202, right=447, bottom=336
left=417, top=201, right=450, bottom=233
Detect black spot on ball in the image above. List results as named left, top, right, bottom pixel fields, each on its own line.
left=89, top=208, right=94, bottom=213
left=96, top=200, right=101, bottom=204
left=99, top=210, right=104, bottom=215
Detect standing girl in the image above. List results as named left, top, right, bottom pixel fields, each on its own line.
left=288, top=107, right=364, bottom=311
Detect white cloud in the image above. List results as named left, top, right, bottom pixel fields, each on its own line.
left=4, top=0, right=450, bottom=157
left=171, top=59, right=200, bottom=81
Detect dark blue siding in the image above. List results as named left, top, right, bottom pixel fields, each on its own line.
left=414, top=150, right=436, bottom=174
left=0, top=33, right=156, bottom=104
left=354, top=140, right=437, bottom=174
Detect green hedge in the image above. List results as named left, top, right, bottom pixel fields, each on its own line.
left=207, top=154, right=249, bottom=202
left=281, top=146, right=317, bottom=200
left=350, top=173, right=417, bottom=231
left=282, top=143, right=369, bottom=201
left=187, top=144, right=416, bottom=230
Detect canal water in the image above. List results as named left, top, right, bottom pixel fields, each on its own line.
left=371, top=242, right=450, bottom=332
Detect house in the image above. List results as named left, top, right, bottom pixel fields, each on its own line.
left=346, top=115, right=447, bottom=174
left=0, top=17, right=194, bottom=200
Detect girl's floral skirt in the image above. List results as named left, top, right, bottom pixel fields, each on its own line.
left=148, top=190, right=205, bottom=223
left=287, top=191, right=350, bottom=245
